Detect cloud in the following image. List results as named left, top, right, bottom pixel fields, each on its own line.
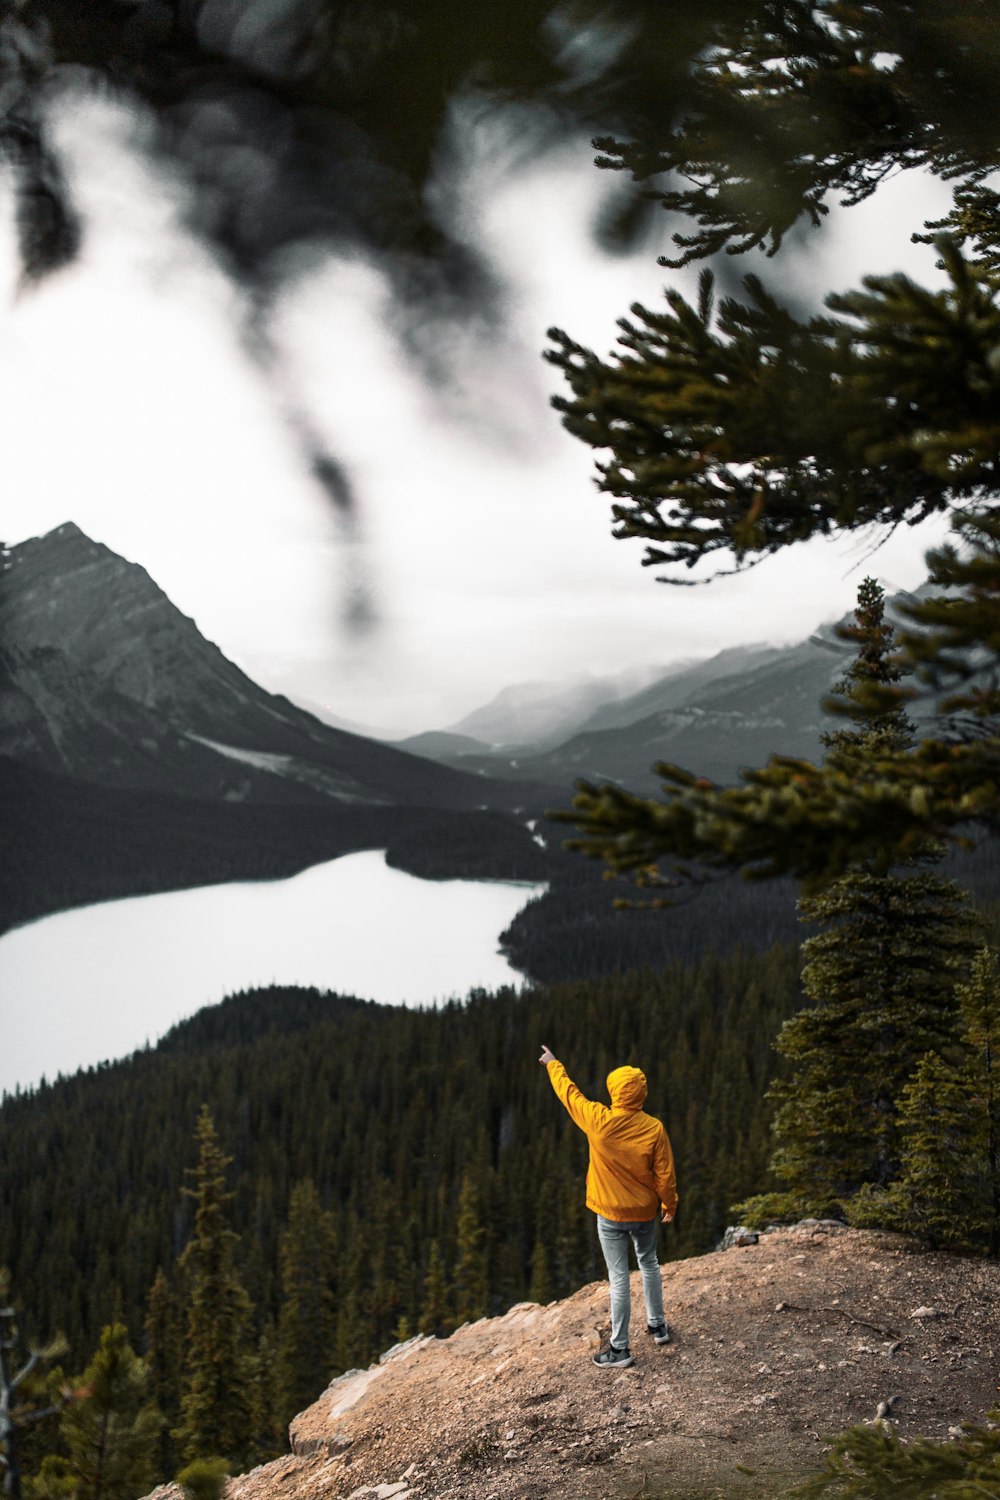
left=2, top=89, right=957, bottom=734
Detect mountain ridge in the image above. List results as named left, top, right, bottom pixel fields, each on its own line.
left=400, top=579, right=950, bottom=792
left=418, top=634, right=852, bottom=791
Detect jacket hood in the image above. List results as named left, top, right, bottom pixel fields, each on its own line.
left=606, top=1065, right=647, bottom=1111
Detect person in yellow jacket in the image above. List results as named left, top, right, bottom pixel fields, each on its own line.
left=539, top=1043, right=677, bottom=1368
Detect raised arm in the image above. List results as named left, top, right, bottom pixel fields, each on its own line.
left=540, top=1047, right=606, bottom=1135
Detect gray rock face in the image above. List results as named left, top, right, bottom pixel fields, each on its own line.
left=0, top=524, right=513, bottom=810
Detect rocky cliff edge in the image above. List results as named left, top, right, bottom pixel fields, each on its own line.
left=168, top=1224, right=1000, bottom=1500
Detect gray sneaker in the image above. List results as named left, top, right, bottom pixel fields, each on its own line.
left=593, top=1345, right=634, bottom=1368
left=647, top=1322, right=671, bottom=1345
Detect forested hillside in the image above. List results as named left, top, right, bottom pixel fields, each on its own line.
left=0, top=759, right=548, bottom=938
left=0, top=946, right=800, bottom=1394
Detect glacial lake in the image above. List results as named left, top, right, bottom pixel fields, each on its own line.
left=0, top=850, right=546, bottom=1098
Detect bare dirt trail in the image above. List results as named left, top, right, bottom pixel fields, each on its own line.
left=169, top=1224, right=1000, bottom=1500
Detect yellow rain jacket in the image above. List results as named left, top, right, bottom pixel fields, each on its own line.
left=546, top=1059, right=678, bottom=1223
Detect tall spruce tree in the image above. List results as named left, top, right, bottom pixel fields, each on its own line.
left=330, top=1213, right=368, bottom=1375
left=528, top=1235, right=551, bottom=1307
left=959, top=945, right=1000, bottom=1254
left=143, top=1269, right=181, bottom=1480
left=275, top=1182, right=337, bottom=1429
left=850, top=944, right=1000, bottom=1252
left=737, top=581, right=977, bottom=1221
left=247, top=1324, right=283, bottom=1464
left=174, top=1109, right=255, bottom=1468
left=453, top=1179, right=488, bottom=1326
left=28, top=1324, right=162, bottom=1500
left=417, top=1242, right=450, bottom=1338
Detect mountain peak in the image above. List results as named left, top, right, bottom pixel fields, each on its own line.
left=0, top=523, right=525, bottom=812
left=33, top=521, right=107, bottom=556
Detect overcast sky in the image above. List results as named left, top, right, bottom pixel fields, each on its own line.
left=1, top=90, right=955, bottom=736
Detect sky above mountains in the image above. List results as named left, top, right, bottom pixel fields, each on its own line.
left=2, top=88, right=954, bottom=735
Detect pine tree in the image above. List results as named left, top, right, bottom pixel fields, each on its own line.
left=793, top=1408, right=1000, bottom=1499
left=595, top=6, right=1000, bottom=275
left=367, top=1181, right=402, bottom=1355
left=247, top=1324, right=283, bottom=1464
left=173, top=1109, right=255, bottom=1467
left=528, top=1235, right=551, bottom=1306
left=275, top=1182, right=337, bottom=1429
left=143, top=1269, right=181, bottom=1479
left=848, top=1053, right=983, bottom=1251
left=850, top=945, right=1000, bottom=1252
left=959, top=945, right=1000, bottom=1255
left=737, top=582, right=977, bottom=1220
left=453, top=1179, right=488, bottom=1326
left=333, top=1219, right=368, bottom=1375
left=417, top=1242, right=450, bottom=1338
left=28, top=1324, right=162, bottom=1500
left=175, top=1456, right=229, bottom=1500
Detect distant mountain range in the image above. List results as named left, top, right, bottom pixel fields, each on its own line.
left=396, top=627, right=852, bottom=790
left=438, top=663, right=670, bottom=751
left=393, top=588, right=942, bottom=791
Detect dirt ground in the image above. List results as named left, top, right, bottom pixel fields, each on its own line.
left=203, top=1223, right=999, bottom=1500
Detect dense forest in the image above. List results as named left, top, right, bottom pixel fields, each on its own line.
left=0, top=946, right=801, bottom=1412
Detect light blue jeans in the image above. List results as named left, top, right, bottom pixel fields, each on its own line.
left=596, top=1215, right=665, bottom=1351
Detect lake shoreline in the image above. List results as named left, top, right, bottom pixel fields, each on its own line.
left=0, top=849, right=546, bottom=1098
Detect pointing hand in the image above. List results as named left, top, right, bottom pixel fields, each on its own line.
left=539, top=1044, right=555, bottom=1065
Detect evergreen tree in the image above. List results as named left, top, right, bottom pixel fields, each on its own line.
left=453, top=1179, right=488, bottom=1326
left=737, top=582, right=977, bottom=1220
left=247, top=1324, right=283, bottom=1464
left=174, top=1109, right=255, bottom=1467
left=275, top=1182, right=337, bottom=1428
left=418, top=1242, right=450, bottom=1338
left=848, top=1053, right=983, bottom=1250
left=793, top=1407, right=1000, bottom=1499
left=595, top=5, right=1000, bottom=275
left=959, top=944, right=1000, bottom=1254
left=528, top=1235, right=551, bottom=1306
left=28, top=1324, right=161, bottom=1500
left=175, top=1457, right=229, bottom=1500
left=849, top=945, right=1000, bottom=1252
left=366, top=1181, right=403, bottom=1355
left=332, top=1216, right=368, bottom=1375
left=143, top=1269, right=181, bottom=1479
